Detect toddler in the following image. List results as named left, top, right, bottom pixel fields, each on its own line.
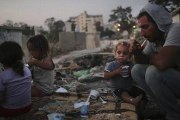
left=27, top=35, right=55, bottom=97
left=104, top=41, right=147, bottom=119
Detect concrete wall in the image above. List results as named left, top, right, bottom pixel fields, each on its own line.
left=0, top=29, right=32, bottom=63
left=59, top=32, right=86, bottom=51
left=0, top=30, right=9, bottom=43
left=86, top=32, right=100, bottom=49
left=58, top=31, right=102, bottom=51
left=75, top=32, right=86, bottom=49
left=0, top=30, right=22, bottom=46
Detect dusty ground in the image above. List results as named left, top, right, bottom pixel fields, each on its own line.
left=2, top=48, right=167, bottom=120
left=3, top=92, right=134, bottom=120
left=2, top=92, right=166, bottom=120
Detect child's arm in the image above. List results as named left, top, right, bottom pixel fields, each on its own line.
left=0, top=91, right=5, bottom=102
left=104, top=67, right=122, bottom=80
left=28, top=57, right=54, bottom=70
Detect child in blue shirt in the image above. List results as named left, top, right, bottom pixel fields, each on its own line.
left=104, top=41, right=147, bottom=119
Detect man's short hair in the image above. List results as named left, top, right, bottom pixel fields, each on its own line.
left=138, top=11, right=158, bottom=29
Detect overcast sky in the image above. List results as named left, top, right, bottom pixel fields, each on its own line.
left=0, top=0, right=148, bottom=27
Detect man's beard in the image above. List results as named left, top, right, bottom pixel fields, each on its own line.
left=148, top=30, right=164, bottom=46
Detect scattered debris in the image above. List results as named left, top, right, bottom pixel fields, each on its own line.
left=3, top=50, right=166, bottom=120
left=44, top=101, right=80, bottom=113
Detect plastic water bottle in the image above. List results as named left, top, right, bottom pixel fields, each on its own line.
left=80, top=105, right=89, bottom=118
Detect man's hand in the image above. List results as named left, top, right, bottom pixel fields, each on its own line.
left=129, top=39, right=150, bottom=64
left=129, top=39, right=141, bottom=54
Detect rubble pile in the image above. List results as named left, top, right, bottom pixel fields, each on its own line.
left=54, top=53, right=115, bottom=93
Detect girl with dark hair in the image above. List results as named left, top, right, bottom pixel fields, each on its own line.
left=0, top=41, right=31, bottom=117
left=27, top=35, right=55, bottom=97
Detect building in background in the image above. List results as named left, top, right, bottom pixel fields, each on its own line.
left=68, top=11, right=103, bottom=32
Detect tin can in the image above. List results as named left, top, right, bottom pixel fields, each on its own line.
left=122, top=65, right=129, bottom=77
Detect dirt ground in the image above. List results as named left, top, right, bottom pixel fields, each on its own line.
left=2, top=49, right=167, bottom=120
left=2, top=92, right=166, bottom=120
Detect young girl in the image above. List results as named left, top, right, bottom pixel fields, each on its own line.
left=104, top=41, right=147, bottom=119
left=27, top=35, right=55, bottom=97
left=0, top=41, right=31, bottom=117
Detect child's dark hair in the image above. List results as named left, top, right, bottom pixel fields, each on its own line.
left=27, top=35, right=49, bottom=59
left=0, top=41, right=24, bottom=76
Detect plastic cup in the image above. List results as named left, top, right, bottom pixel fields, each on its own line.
left=90, top=90, right=100, bottom=99
left=121, top=65, right=129, bottom=77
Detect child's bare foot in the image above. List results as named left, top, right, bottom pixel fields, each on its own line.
left=131, top=94, right=142, bottom=106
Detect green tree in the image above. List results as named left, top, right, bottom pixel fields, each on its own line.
left=2, top=20, right=13, bottom=27
left=53, top=20, right=65, bottom=32
left=109, top=6, right=132, bottom=22
left=2, top=20, right=29, bottom=27
left=109, top=6, right=136, bottom=34
left=39, top=26, right=48, bottom=36
left=2, top=20, right=34, bottom=35
left=71, top=21, right=76, bottom=31
left=45, top=17, right=55, bottom=31
left=95, top=21, right=104, bottom=37
left=101, top=28, right=115, bottom=38
left=149, top=0, right=180, bottom=12
left=95, top=21, right=103, bottom=32
left=44, top=17, right=65, bottom=42
left=67, top=19, right=76, bottom=31
left=17, top=22, right=28, bottom=27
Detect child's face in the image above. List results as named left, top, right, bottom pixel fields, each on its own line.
left=115, top=45, right=130, bottom=64
left=27, top=43, right=40, bottom=60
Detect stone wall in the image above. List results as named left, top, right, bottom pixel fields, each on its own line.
left=0, top=30, right=22, bottom=46
left=86, top=32, right=100, bottom=49
left=0, top=29, right=33, bottom=63
left=58, top=31, right=101, bottom=51
left=59, top=32, right=86, bottom=51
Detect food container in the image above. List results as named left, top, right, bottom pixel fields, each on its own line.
left=121, top=65, right=129, bottom=77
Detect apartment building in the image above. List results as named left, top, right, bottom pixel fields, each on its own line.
left=69, top=11, right=103, bottom=32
